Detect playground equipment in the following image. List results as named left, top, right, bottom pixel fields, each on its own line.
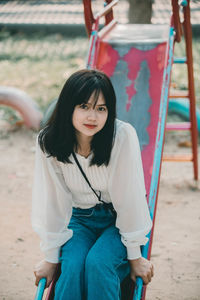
left=35, top=0, right=198, bottom=299
left=168, top=98, right=200, bottom=133
left=0, top=86, right=42, bottom=130
left=163, top=0, right=198, bottom=178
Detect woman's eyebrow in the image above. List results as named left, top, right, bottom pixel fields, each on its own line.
left=87, top=102, right=107, bottom=107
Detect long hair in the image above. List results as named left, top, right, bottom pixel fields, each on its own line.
left=38, top=69, right=116, bottom=166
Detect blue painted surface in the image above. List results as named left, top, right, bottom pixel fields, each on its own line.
left=173, top=57, right=187, bottom=63
left=148, top=28, right=174, bottom=212
left=148, top=27, right=174, bottom=219
left=180, top=0, right=188, bottom=7
left=41, top=98, right=57, bottom=127
left=34, top=278, right=46, bottom=300
left=110, top=43, right=154, bottom=150
left=125, top=60, right=151, bottom=150
left=133, top=27, right=175, bottom=300
left=133, top=277, right=143, bottom=300
left=169, top=98, right=200, bottom=133
left=86, top=30, right=98, bottom=69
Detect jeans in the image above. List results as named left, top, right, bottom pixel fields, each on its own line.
left=54, top=203, right=130, bottom=300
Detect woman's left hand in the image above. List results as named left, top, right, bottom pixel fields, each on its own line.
left=129, top=257, right=154, bottom=285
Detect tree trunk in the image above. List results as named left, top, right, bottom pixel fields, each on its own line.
left=128, top=0, right=153, bottom=24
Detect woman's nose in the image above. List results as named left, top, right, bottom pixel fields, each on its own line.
left=87, top=109, right=97, bottom=120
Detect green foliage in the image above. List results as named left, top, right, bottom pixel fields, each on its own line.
left=0, top=106, right=21, bottom=126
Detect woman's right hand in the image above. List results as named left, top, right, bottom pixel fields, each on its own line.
left=34, top=260, right=58, bottom=288
left=129, top=257, right=154, bottom=285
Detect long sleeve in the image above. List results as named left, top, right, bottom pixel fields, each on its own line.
left=108, top=122, right=152, bottom=260
left=32, top=138, right=73, bottom=263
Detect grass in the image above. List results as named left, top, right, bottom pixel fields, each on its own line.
left=0, top=30, right=199, bottom=124
left=0, top=31, right=88, bottom=112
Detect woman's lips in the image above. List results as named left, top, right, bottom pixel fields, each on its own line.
left=84, top=124, right=97, bottom=129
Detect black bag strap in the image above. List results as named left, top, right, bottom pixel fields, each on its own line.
left=72, top=152, right=103, bottom=203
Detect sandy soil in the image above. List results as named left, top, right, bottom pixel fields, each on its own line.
left=0, top=124, right=200, bottom=300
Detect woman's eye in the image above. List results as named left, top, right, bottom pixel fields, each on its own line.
left=79, top=104, right=88, bottom=110
left=97, top=106, right=106, bottom=112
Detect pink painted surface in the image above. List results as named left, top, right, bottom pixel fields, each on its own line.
left=96, top=40, right=168, bottom=195
left=124, top=44, right=167, bottom=194
left=96, top=42, right=119, bottom=77
left=0, top=87, right=42, bottom=130
left=166, top=122, right=191, bottom=130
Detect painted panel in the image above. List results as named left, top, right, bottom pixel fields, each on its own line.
left=96, top=40, right=167, bottom=195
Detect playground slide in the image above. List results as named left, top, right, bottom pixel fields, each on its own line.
left=34, top=20, right=175, bottom=300
left=0, top=86, right=42, bottom=130
left=90, top=22, right=174, bottom=299
left=34, top=24, right=175, bottom=300
left=169, top=98, right=200, bottom=133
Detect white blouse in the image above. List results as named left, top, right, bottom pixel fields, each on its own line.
left=32, top=119, right=152, bottom=263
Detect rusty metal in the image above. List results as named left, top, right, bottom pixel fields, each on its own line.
left=182, top=0, right=198, bottom=179
left=171, top=0, right=182, bottom=42
left=104, top=0, right=114, bottom=25
left=83, top=0, right=117, bottom=37
left=83, top=0, right=95, bottom=37
left=163, top=154, right=193, bottom=161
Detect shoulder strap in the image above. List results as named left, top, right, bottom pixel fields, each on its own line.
left=72, top=152, right=102, bottom=203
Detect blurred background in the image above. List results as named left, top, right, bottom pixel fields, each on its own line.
left=0, top=1, right=200, bottom=299
left=0, top=0, right=199, bottom=127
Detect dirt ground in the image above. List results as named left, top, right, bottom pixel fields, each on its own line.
left=0, top=124, right=200, bottom=300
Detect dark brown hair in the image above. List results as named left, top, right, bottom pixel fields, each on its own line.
left=38, top=69, right=116, bottom=166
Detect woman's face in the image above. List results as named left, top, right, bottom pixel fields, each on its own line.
left=72, top=91, right=108, bottom=140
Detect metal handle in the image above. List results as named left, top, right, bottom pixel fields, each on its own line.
left=34, top=278, right=46, bottom=300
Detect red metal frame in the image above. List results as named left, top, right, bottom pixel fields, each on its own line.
left=83, top=1, right=199, bottom=300
left=84, top=0, right=198, bottom=180
left=171, top=0, right=182, bottom=42
left=83, top=0, right=117, bottom=37
left=83, top=0, right=95, bottom=37
left=165, top=0, right=198, bottom=180
left=85, top=0, right=118, bottom=69
left=183, top=0, right=198, bottom=180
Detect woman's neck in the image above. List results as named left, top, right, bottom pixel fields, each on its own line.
left=76, top=132, right=92, bottom=157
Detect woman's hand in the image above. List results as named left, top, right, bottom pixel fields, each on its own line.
left=129, top=257, right=154, bottom=285
left=34, top=260, right=58, bottom=288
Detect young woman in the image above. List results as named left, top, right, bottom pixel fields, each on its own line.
left=32, top=69, right=153, bottom=300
